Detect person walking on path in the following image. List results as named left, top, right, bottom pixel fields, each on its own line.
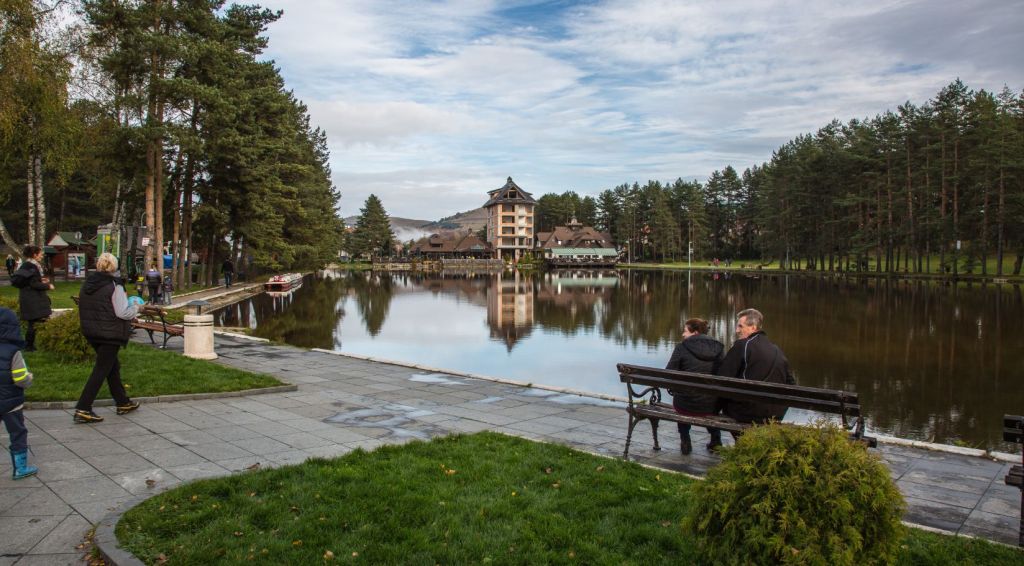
left=665, top=318, right=725, bottom=454
left=717, top=308, right=796, bottom=425
left=0, top=306, right=38, bottom=479
left=222, top=258, right=234, bottom=288
left=4, top=254, right=14, bottom=278
left=10, top=246, right=53, bottom=352
left=144, top=263, right=162, bottom=304
left=74, top=253, right=140, bottom=424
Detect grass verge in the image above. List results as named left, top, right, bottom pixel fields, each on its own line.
left=0, top=280, right=83, bottom=309
left=115, top=432, right=1022, bottom=565
left=24, top=343, right=281, bottom=401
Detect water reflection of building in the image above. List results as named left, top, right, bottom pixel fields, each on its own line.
left=487, top=271, right=534, bottom=351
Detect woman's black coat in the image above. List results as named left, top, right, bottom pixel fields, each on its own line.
left=12, top=261, right=52, bottom=322
left=665, top=334, right=725, bottom=414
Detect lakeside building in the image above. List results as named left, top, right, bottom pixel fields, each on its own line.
left=535, top=218, right=618, bottom=267
left=409, top=231, right=492, bottom=259
left=483, top=177, right=536, bottom=262
left=486, top=270, right=534, bottom=351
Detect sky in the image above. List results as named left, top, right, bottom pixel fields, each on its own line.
left=255, top=0, right=1024, bottom=221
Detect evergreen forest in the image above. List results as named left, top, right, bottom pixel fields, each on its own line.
left=0, top=0, right=343, bottom=287
left=535, top=80, right=1024, bottom=276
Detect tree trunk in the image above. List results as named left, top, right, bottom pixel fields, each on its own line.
left=981, top=168, right=989, bottom=276
left=905, top=137, right=916, bottom=272
left=34, top=154, right=46, bottom=247
left=952, top=138, right=959, bottom=276
left=170, top=150, right=184, bottom=292
left=939, top=132, right=947, bottom=275
left=996, top=148, right=1006, bottom=276
left=26, top=157, right=36, bottom=246
left=0, top=218, right=20, bottom=255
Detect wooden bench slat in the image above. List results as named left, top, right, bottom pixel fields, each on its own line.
left=621, top=373, right=862, bottom=417
left=619, top=363, right=858, bottom=403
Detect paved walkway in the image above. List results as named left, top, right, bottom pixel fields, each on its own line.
left=1, top=335, right=1020, bottom=564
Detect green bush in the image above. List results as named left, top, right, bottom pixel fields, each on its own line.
left=685, top=421, right=905, bottom=565
left=36, top=309, right=92, bottom=362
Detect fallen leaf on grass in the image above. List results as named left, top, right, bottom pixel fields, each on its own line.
left=145, top=479, right=156, bottom=488
left=323, top=550, right=334, bottom=560
left=292, top=540, right=303, bottom=547
left=246, top=463, right=261, bottom=471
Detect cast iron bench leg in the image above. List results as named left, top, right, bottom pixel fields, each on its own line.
left=650, top=417, right=661, bottom=451
left=624, top=411, right=639, bottom=459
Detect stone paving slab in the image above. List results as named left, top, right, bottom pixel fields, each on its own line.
left=1, top=333, right=1021, bottom=563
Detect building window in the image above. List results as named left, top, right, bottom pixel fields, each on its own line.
left=502, top=215, right=515, bottom=223
left=501, top=237, right=515, bottom=246
left=526, top=227, right=532, bottom=235
left=502, top=227, right=515, bottom=234
left=526, top=217, right=533, bottom=225
left=502, top=204, right=514, bottom=212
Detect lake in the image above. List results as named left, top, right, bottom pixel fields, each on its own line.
left=213, top=269, right=1023, bottom=452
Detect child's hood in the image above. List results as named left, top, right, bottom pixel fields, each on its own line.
left=0, top=307, right=26, bottom=348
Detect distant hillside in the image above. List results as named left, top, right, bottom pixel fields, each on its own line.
left=344, top=207, right=487, bottom=243
left=422, top=207, right=487, bottom=232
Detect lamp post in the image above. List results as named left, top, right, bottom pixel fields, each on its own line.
left=183, top=299, right=216, bottom=360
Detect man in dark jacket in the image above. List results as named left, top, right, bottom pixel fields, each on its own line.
left=666, top=318, right=725, bottom=454
left=74, top=253, right=140, bottom=424
left=222, top=258, right=234, bottom=288
left=10, top=245, right=53, bottom=351
left=717, top=308, right=796, bottom=424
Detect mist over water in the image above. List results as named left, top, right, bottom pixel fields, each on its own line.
left=214, top=269, right=1023, bottom=452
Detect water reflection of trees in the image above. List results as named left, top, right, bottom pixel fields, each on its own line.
left=229, top=268, right=1023, bottom=449
left=214, top=272, right=348, bottom=349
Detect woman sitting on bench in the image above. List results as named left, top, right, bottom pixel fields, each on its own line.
left=665, top=318, right=725, bottom=454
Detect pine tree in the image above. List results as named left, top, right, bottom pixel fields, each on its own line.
left=350, top=195, right=394, bottom=260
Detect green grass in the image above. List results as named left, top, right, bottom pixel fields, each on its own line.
left=0, top=280, right=83, bottom=309
left=115, top=432, right=1023, bottom=565
left=23, top=343, right=281, bottom=401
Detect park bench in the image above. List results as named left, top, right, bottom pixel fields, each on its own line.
left=71, top=296, right=183, bottom=349
left=133, top=305, right=184, bottom=349
left=1003, top=414, right=1023, bottom=547
left=617, top=363, right=875, bottom=459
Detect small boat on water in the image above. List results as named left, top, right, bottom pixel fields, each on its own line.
left=264, top=273, right=303, bottom=292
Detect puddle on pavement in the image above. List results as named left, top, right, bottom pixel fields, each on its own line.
left=409, top=373, right=468, bottom=386
left=324, top=403, right=445, bottom=440
left=473, top=396, right=505, bottom=404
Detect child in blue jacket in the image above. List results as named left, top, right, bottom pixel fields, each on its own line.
left=0, top=306, right=37, bottom=479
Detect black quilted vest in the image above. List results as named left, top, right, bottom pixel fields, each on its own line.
left=79, top=273, right=131, bottom=345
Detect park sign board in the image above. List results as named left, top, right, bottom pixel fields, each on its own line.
left=96, top=224, right=120, bottom=259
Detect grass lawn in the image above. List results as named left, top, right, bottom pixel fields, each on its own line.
left=0, top=280, right=83, bottom=309
left=24, top=343, right=281, bottom=401
left=116, top=432, right=1022, bottom=565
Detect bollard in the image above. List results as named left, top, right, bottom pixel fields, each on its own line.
left=183, top=300, right=217, bottom=360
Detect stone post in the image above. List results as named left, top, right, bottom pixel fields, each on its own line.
left=183, top=300, right=217, bottom=360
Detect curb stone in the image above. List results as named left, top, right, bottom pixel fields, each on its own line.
left=24, top=384, right=298, bottom=410
left=94, top=495, right=149, bottom=566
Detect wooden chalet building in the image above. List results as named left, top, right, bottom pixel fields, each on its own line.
left=410, top=231, right=492, bottom=259
left=535, top=218, right=618, bottom=267
left=483, top=177, right=536, bottom=262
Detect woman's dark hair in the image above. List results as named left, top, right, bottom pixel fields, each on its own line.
left=23, top=245, right=41, bottom=258
left=684, top=318, right=709, bottom=335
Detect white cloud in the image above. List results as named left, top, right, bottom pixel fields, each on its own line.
left=254, top=0, right=1024, bottom=220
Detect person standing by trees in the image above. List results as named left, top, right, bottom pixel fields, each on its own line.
left=74, top=253, right=139, bottom=424
left=221, top=258, right=234, bottom=288
left=144, top=263, right=162, bottom=304
left=10, top=246, right=53, bottom=352
left=4, top=255, right=14, bottom=278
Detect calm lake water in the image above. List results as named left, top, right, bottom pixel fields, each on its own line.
left=214, top=269, right=1023, bottom=452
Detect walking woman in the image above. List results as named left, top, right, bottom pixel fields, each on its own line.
left=10, top=245, right=53, bottom=352
left=74, top=253, right=140, bottom=423
left=665, top=318, right=725, bottom=454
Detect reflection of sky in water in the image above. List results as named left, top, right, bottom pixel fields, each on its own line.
left=337, top=293, right=670, bottom=398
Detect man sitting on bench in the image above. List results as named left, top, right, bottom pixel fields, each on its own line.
left=717, top=308, right=796, bottom=427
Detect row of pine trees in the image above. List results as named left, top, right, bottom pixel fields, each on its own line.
left=536, top=80, right=1024, bottom=276
left=0, top=1, right=343, bottom=286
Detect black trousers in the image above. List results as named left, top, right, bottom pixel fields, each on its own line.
left=76, top=343, right=130, bottom=411
left=2, top=409, right=28, bottom=452
left=24, top=319, right=43, bottom=350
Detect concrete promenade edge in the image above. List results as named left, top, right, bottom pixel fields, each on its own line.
left=1, top=333, right=1021, bottom=564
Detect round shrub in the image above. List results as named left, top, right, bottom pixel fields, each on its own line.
left=684, top=421, right=905, bottom=565
left=37, top=309, right=92, bottom=362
